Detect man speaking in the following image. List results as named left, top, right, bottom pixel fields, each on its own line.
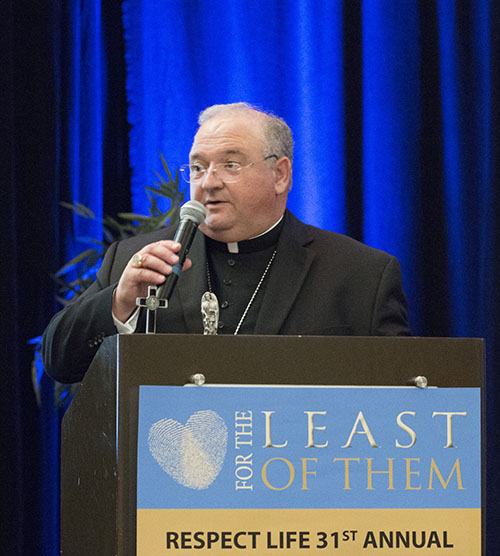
left=42, top=102, right=410, bottom=383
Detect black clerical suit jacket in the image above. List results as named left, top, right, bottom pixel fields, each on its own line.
left=42, top=210, right=410, bottom=383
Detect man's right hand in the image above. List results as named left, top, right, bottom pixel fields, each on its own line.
left=112, top=240, right=192, bottom=322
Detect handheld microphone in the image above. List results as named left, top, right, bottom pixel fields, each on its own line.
left=158, top=200, right=206, bottom=300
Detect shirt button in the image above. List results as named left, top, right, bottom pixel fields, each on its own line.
left=218, top=321, right=225, bottom=329
left=221, top=300, right=229, bottom=309
left=223, top=278, right=232, bottom=286
left=227, top=258, right=236, bottom=266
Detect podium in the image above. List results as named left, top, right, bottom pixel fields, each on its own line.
left=61, top=334, right=484, bottom=555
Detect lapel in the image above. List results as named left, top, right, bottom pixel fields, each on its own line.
left=254, top=211, right=315, bottom=334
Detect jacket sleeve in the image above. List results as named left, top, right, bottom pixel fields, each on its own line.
left=370, top=255, right=411, bottom=336
left=41, top=242, right=121, bottom=383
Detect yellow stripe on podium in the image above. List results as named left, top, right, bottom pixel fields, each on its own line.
left=137, top=507, right=480, bottom=554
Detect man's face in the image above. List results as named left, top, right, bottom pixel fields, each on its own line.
left=189, top=112, right=287, bottom=243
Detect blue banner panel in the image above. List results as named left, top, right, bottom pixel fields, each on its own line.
left=137, top=386, right=481, bottom=554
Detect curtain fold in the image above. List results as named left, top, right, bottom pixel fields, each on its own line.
left=2, top=1, right=129, bottom=554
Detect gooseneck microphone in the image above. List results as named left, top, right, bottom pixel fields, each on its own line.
left=157, top=200, right=206, bottom=300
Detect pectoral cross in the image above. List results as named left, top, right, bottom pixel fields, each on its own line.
left=136, top=286, right=168, bottom=334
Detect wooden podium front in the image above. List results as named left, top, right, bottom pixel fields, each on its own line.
left=60, top=335, right=484, bottom=555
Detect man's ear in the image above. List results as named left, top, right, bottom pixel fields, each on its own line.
left=273, top=157, right=292, bottom=195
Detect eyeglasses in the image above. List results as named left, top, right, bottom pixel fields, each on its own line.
left=179, top=155, right=277, bottom=184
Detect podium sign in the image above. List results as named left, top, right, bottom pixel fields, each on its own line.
left=60, top=335, right=485, bottom=555
left=137, top=385, right=481, bottom=555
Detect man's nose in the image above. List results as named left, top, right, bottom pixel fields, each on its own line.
left=201, top=165, right=222, bottom=189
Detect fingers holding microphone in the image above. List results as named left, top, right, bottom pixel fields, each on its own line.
left=113, top=241, right=192, bottom=322
left=129, top=240, right=192, bottom=279
left=113, top=200, right=206, bottom=324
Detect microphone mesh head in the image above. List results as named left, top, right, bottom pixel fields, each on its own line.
left=180, top=200, right=206, bottom=224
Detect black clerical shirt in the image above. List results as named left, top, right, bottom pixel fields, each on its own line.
left=204, top=219, right=284, bottom=334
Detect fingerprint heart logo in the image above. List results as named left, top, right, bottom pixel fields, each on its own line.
left=148, top=410, right=228, bottom=490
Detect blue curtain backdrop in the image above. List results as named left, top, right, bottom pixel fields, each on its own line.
left=2, top=1, right=499, bottom=554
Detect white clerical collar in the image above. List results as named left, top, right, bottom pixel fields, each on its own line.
left=226, top=215, right=284, bottom=253
left=227, top=242, right=239, bottom=254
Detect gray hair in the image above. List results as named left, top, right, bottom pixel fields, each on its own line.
left=197, top=102, right=294, bottom=164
